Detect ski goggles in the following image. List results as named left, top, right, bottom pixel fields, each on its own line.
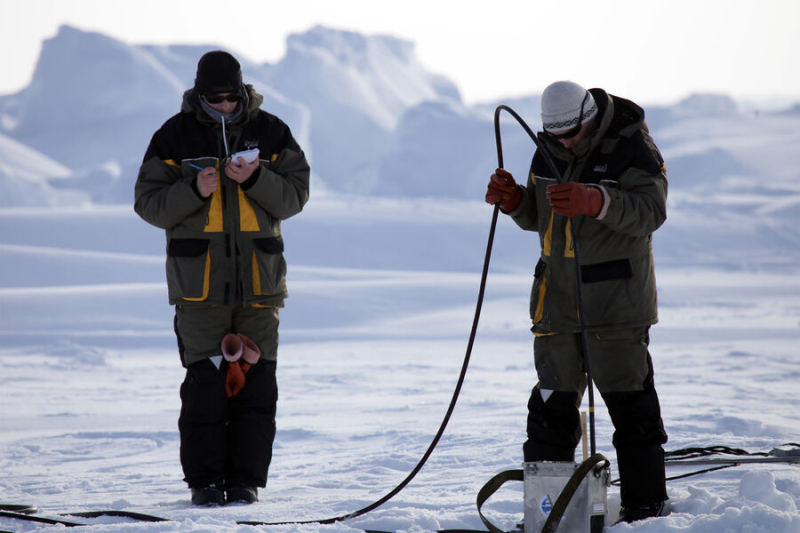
left=203, top=93, right=241, bottom=104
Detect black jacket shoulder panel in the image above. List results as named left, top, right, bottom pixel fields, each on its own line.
left=143, top=111, right=217, bottom=164
left=530, top=148, right=567, bottom=182
left=245, top=111, right=301, bottom=154
left=606, top=95, right=645, bottom=138
left=142, top=112, right=190, bottom=163
left=585, top=129, right=664, bottom=184
left=628, top=129, right=665, bottom=177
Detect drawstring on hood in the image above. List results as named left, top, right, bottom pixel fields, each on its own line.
left=198, top=99, right=245, bottom=157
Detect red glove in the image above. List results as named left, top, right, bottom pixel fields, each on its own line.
left=546, top=182, right=602, bottom=218
left=485, top=168, right=522, bottom=213
left=225, top=361, right=246, bottom=398
left=222, top=333, right=262, bottom=398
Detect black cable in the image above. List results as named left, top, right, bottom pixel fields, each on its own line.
left=610, top=443, right=800, bottom=484
left=665, top=446, right=771, bottom=460
left=1, top=107, right=530, bottom=531
left=493, top=105, right=598, bottom=456
left=0, top=505, right=37, bottom=515
left=9, top=107, right=618, bottom=531
left=245, top=142, right=506, bottom=529
left=248, top=105, right=551, bottom=528
left=665, top=464, right=738, bottom=482
left=494, top=106, right=561, bottom=178
left=570, top=223, right=596, bottom=456
left=6, top=107, right=536, bottom=532
left=611, top=463, right=737, bottom=486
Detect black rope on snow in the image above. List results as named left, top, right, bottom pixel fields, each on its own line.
left=243, top=118, right=509, bottom=529
left=665, top=464, right=739, bottom=482
left=665, top=443, right=800, bottom=462
left=666, top=446, right=770, bottom=460
left=611, top=464, right=738, bottom=486
left=608, top=443, right=800, bottom=484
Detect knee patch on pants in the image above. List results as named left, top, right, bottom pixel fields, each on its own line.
left=524, top=387, right=582, bottom=462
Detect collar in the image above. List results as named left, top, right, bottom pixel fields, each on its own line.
left=199, top=98, right=245, bottom=125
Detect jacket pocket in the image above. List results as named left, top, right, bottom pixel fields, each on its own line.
left=530, top=258, right=547, bottom=324
left=579, top=258, right=638, bottom=327
left=580, top=258, right=633, bottom=284
left=167, top=238, right=211, bottom=301
left=251, top=236, right=286, bottom=296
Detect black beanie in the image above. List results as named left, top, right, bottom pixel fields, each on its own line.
left=194, top=51, right=243, bottom=95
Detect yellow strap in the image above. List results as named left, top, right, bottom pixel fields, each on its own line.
left=238, top=186, right=260, bottom=231
left=182, top=251, right=211, bottom=302
left=564, top=219, right=574, bottom=258
left=534, top=276, right=547, bottom=323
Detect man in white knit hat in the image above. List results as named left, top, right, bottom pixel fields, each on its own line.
left=485, top=81, right=670, bottom=523
left=540, top=80, right=600, bottom=148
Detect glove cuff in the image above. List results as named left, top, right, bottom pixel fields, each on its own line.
left=587, top=185, right=609, bottom=219
left=238, top=333, right=262, bottom=365
left=221, top=333, right=243, bottom=362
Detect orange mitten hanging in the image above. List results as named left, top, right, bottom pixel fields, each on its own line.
left=225, top=361, right=246, bottom=398
left=221, top=333, right=246, bottom=397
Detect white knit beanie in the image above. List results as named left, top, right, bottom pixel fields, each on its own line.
left=540, top=81, right=598, bottom=133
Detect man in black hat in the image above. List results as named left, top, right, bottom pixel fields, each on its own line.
left=135, top=50, right=310, bottom=506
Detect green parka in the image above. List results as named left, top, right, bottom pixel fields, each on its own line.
left=135, top=86, right=310, bottom=309
left=510, top=89, right=667, bottom=334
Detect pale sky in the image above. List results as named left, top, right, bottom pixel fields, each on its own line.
left=1, top=0, right=799, bottom=107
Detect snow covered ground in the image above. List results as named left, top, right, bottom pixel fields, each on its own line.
left=0, top=197, right=798, bottom=533
left=1, top=20, right=798, bottom=533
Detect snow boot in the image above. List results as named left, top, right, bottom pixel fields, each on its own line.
left=617, top=444, right=668, bottom=509
left=191, top=483, right=225, bottom=506
left=226, top=485, right=258, bottom=504
left=616, top=500, right=670, bottom=523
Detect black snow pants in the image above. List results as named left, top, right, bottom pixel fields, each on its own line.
left=523, top=327, right=668, bottom=507
left=178, top=357, right=278, bottom=489
left=174, top=304, right=280, bottom=489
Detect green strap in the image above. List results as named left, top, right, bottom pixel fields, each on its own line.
left=476, top=469, right=524, bottom=533
left=541, top=454, right=608, bottom=532
left=476, top=455, right=609, bottom=533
